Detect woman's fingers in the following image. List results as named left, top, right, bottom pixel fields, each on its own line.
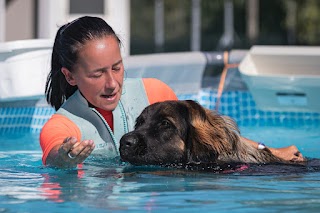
left=58, top=137, right=77, bottom=157
left=76, top=141, right=96, bottom=163
left=273, top=145, right=306, bottom=162
left=290, top=150, right=305, bottom=162
left=58, top=137, right=95, bottom=164
left=64, top=139, right=95, bottom=163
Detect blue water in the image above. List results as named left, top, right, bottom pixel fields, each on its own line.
left=0, top=125, right=320, bottom=213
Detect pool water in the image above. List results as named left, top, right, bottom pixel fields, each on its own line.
left=0, top=125, right=320, bottom=212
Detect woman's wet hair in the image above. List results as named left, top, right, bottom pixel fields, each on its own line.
left=45, top=16, right=121, bottom=110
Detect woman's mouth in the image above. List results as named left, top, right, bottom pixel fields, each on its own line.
left=102, top=93, right=116, bottom=100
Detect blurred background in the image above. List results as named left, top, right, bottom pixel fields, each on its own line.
left=1, top=0, right=320, bottom=56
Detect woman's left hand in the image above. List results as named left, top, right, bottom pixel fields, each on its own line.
left=269, top=145, right=306, bottom=162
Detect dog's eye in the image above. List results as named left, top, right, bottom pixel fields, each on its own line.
left=160, top=119, right=171, bottom=127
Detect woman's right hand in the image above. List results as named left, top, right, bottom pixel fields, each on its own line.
left=46, top=137, right=95, bottom=168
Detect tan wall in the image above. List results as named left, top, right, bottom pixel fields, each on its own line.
left=5, top=0, right=35, bottom=41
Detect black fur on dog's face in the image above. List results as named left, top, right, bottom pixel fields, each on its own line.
left=119, top=100, right=233, bottom=166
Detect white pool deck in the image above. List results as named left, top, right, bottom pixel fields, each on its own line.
left=239, top=45, right=320, bottom=112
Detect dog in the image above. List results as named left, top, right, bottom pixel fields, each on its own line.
left=119, top=100, right=304, bottom=171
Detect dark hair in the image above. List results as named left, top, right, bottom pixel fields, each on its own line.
left=45, top=16, right=121, bottom=110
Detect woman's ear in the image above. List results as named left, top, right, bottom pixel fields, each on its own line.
left=61, top=67, right=76, bottom=86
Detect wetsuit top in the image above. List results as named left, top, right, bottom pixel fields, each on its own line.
left=40, top=78, right=177, bottom=165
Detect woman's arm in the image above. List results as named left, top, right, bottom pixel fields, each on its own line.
left=241, top=137, right=305, bottom=162
left=40, top=114, right=95, bottom=168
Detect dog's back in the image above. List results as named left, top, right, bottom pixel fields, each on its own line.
left=193, top=107, right=284, bottom=164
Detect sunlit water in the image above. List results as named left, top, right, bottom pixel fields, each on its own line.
left=0, top=125, right=320, bottom=213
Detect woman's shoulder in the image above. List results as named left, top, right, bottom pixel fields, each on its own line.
left=142, top=78, right=178, bottom=104
left=41, top=113, right=80, bottom=135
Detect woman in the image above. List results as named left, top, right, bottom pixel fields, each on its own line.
left=40, top=16, right=304, bottom=168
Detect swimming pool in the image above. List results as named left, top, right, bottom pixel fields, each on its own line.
left=1, top=90, right=320, bottom=212
left=1, top=126, right=320, bottom=212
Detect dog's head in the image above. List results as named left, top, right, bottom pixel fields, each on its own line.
left=119, top=100, right=240, bottom=166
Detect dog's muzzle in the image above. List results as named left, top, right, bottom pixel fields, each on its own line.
left=119, top=133, right=147, bottom=161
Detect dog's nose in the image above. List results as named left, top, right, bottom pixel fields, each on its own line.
left=120, top=133, right=147, bottom=160
left=120, top=133, right=141, bottom=149
left=121, top=134, right=139, bottom=148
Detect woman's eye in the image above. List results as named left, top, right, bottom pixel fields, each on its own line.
left=112, top=66, right=121, bottom=71
left=92, top=74, right=102, bottom=78
left=89, top=71, right=103, bottom=78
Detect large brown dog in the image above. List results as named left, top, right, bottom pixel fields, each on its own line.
left=119, top=100, right=301, bottom=169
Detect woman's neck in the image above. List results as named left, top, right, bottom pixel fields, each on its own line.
left=95, top=107, right=114, bottom=131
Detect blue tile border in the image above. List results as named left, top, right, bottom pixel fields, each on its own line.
left=0, top=89, right=319, bottom=134
left=0, top=107, right=55, bottom=134
left=179, top=89, right=320, bottom=128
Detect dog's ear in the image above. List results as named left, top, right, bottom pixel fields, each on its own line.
left=185, top=126, right=220, bottom=164
left=183, top=100, right=240, bottom=164
left=183, top=100, right=220, bottom=164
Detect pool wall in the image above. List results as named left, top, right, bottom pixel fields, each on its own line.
left=1, top=89, right=319, bottom=134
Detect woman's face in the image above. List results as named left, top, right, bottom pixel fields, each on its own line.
left=63, top=36, right=124, bottom=111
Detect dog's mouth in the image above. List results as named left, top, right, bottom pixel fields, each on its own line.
left=120, top=146, right=170, bottom=166
left=119, top=140, right=178, bottom=166
left=120, top=143, right=147, bottom=160
left=119, top=133, right=148, bottom=164
left=119, top=131, right=188, bottom=166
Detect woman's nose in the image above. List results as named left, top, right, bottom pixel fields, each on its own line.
left=104, top=71, right=117, bottom=88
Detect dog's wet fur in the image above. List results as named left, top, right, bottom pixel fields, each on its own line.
left=119, top=100, right=306, bottom=172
